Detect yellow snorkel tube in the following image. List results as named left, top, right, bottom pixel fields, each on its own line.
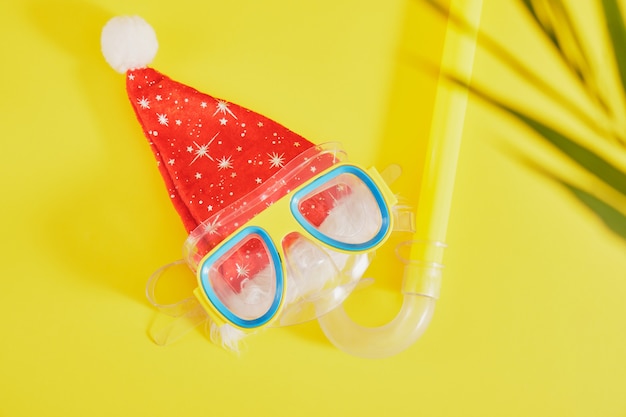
left=317, top=0, right=483, bottom=358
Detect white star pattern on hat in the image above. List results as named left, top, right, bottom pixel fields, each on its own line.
left=119, top=64, right=332, bottom=235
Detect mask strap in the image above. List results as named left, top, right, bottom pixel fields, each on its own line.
left=380, top=164, right=416, bottom=233
left=392, top=206, right=416, bottom=233
left=380, top=163, right=402, bottom=186
left=146, top=260, right=209, bottom=345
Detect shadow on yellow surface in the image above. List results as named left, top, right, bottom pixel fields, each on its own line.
left=25, top=0, right=186, bottom=304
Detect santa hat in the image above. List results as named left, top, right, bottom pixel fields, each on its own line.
left=101, top=16, right=338, bottom=251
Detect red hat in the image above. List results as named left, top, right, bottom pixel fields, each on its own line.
left=101, top=16, right=338, bottom=251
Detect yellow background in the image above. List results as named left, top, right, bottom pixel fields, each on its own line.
left=1, top=0, right=626, bottom=416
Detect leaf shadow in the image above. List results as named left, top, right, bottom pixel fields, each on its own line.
left=503, top=146, right=626, bottom=242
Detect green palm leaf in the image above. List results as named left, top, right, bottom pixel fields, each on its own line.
left=520, top=0, right=612, bottom=115
left=563, top=181, right=626, bottom=240
left=600, top=0, right=626, bottom=94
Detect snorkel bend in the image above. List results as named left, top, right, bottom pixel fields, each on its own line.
left=317, top=241, right=443, bottom=358
left=317, top=0, right=481, bottom=358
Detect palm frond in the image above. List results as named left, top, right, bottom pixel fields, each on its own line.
left=562, top=181, right=626, bottom=240
left=519, top=0, right=609, bottom=114
left=600, top=0, right=626, bottom=95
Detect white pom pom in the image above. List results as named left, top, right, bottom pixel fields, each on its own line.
left=101, top=16, right=158, bottom=73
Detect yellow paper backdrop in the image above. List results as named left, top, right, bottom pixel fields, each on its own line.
left=1, top=0, right=625, bottom=416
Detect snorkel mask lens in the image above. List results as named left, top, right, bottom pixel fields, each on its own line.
left=291, top=165, right=391, bottom=250
left=197, top=228, right=284, bottom=328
